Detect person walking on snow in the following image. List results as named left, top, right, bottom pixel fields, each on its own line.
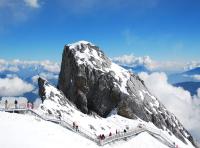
left=14, top=100, right=18, bottom=109
left=76, top=125, right=79, bottom=132
left=73, top=122, right=76, bottom=129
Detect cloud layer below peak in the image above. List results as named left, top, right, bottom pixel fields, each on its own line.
left=112, top=54, right=200, bottom=73
left=139, top=72, right=200, bottom=142
left=0, top=76, right=34, bottom=97
left=0, top=59, right=60, bottom=73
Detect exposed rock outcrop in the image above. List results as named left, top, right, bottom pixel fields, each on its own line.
left=55, top=41, right=195, bottom=146
left=38, top=77, right=46, bottom=103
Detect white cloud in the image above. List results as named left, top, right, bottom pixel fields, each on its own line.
left=182, top=74, right=200, bottom=81
left=0, top=77, right=34, bottom=97
left=112, top=54, right=189, bottom=72
left=24, top=0, right=40, bottom=8
left=0, top=0, right=41, bottom=31
left=112, top=54, right=156, bottom=70
left=40, top=60, right=60, bottom=73
left=0, top=59, right=21, bottom=72
left=0, top=59, right=60, bottom=73
left=185, top=61, right=200, bottom=71
left=7, top=66, right=19, bottom=72
left=197, top=88, right=200, bottom=98
left=139, top=72, right=200, bottom=141
left=0, top=63, right=19, bottom=72
left=32, top=72, right=58, bottom=84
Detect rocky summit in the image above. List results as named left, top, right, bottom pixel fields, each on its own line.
left=46, top=41, right=194, bottom=146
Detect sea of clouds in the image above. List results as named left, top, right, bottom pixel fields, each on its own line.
left=139, top=72, right=200, bottom=142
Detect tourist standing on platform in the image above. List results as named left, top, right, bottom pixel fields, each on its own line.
left=5, top=100, right=8, bottom=109
left=14, top=100, right=18, bottom=109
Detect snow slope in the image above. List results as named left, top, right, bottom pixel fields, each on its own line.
left=0, top=112, right=178, bottom=148
left=35, top=79, right=194, bottom=148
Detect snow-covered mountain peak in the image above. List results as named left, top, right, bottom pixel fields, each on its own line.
left=65, top=41, right=132, bottom=95
left=57, top=41, right=197, bottom=147
left=66, top=40, right=112, bottom=72
left=68, top=40, right=95, bottom=49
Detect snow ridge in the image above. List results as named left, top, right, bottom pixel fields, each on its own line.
left=36, top=80, right=195, bottom=148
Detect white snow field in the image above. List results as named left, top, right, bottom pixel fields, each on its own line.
left=0, top=108, right=195, bottom=148
left=0, top=111, right=172, bottom=148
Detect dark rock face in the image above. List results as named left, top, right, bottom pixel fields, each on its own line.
left=57, top=41, right=196, bottom=146
left=38, top=77, right=46, bottom=103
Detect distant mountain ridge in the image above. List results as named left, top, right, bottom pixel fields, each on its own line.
left=121, top=65, right=150, bottom=74
left=184, top=67, right=200, bottom=75
left=174, top=82, right=200, bottom=96
left=169, top=67, right=200, bottom=84
left=169, top=67, right=200, bottom=96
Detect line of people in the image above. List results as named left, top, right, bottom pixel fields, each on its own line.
left=3, top=100, right=34, bottom=109
left=73, top=122, right=79, bottom=132
left=98, top=129, right=128, bottom=141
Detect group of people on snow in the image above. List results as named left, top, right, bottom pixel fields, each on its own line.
left=3, top=100, right=33, bottom=109
left=73, top=122, right=79, bottom=131
left=98, top=129, right=128, bottom=141
left=98, top=134, right=106, bottom=140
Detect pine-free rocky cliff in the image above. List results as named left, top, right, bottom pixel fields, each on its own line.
left=39, top=41, right=196, bottom=147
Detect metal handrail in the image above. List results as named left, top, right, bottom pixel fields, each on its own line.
left=0, top=108, right=176, bottom=147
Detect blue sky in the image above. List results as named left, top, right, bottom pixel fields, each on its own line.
left=0, top=0, right=200, bottom=62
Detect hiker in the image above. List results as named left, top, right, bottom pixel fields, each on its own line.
left=102, top=134, right=105, bottom=140
left=76, top=125, right=79, bottom=132
left=58, top=112, right=61, bottom=120
left=109, top=132, right=112, bottom=136
left=5, top=100, right=8, bottom=109
left=124, top=129, right=127, bottom=133
left=73, top=122, right=76, bottom=129
left=31, top=102, right=34, bottom=109
left=116, top=130, right=118, bottom=134
left=30, top=102, right=33, bottom=109
left=14, top=100, right=18, bottom=109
